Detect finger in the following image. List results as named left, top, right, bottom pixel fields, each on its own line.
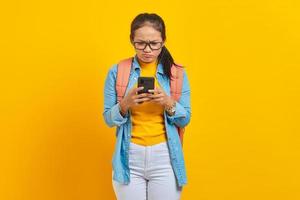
left=134, top=97, right=151, bottom=103
left=148, top=88, right=158, bottom=93
left=152, top=97, right=164, bottom=102
left=132, top=94, right=147, bottom=101
left=132, top=86, right=144, bottom=95
left=136, top=93, right=150, bottom=98
left=132, top=86, right=144, bottom=92
left=149, top=93, right=164, bottom=99
left=157, top=88, right=164, bottom=94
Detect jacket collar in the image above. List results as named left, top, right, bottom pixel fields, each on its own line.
left=132, top=54, right=164, bottom=75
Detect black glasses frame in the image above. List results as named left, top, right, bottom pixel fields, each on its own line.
left=132, top=40, right=163, bottom=51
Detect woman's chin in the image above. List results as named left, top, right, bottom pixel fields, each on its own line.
left=139, top=56, right=155, bottom=63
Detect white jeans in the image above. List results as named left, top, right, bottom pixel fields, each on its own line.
left=112, top=141, right=183, bottom=200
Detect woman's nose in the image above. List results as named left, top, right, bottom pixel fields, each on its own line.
left=143, top=44, right=152, bottom=52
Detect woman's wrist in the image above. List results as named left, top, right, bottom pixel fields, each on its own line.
left=119, top=100, right=129, bottom=117
left=165, top=98, right=176, bottom=116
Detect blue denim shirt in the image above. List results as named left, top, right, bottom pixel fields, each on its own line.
left=103, top=54, right=191, bottom=187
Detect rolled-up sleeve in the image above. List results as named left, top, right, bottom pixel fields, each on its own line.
left=102, top=65, right=129, bottom=127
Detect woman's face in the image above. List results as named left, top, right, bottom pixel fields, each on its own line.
left=131, top=25, right=165, bottom=63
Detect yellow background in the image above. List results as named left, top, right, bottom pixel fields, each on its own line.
left=1, top=0, right=299, bottom=199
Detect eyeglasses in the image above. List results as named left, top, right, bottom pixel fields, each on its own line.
left=133, top=40, right=163, bottom=51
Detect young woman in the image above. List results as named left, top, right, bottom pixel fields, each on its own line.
left=103, top=13, right=191, bottom=200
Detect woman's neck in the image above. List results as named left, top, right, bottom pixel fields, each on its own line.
left=138, top=58, right=158, bottom=67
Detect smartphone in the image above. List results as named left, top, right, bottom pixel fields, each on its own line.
left=137, top=77, right=155, bottom=94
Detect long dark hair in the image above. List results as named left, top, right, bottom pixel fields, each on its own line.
left=130, top=13, right=181, bottom=80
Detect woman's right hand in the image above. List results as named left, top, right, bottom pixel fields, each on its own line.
left=119, top=87, right=150, bottom=116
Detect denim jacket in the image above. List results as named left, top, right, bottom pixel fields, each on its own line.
left=103, top=54, right=191, bottom=187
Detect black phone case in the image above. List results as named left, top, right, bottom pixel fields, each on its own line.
left=137, top=77, right=155, bottom=94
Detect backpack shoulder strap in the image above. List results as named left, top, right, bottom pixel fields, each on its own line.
left=170, top=62, right=184, bottom=101
left=170, top=62, right=185, bottom=146
left=116, top=57, right=133, bottom=103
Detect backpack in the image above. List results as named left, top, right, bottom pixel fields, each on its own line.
left=115, top=57, right=185, bottom=146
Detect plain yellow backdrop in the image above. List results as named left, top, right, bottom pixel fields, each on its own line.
left=1, top=0, right=299, bottom=200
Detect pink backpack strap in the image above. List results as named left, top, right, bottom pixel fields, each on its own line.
left=116, top=57, right=133, bottom=103
left=170, top=63, right=185, bottom=146
left=170, top=63, right=184, bottom=101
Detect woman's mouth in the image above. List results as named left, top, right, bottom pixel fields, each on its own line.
left=143, top=54, right=153, bottom=58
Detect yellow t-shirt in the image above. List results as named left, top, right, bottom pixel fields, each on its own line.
left=130, top=59, right=167, bottom=146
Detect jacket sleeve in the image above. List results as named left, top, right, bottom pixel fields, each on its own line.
left=102, top=64, right=129, bottom=127
left=166, top=69, right=191, bottom=128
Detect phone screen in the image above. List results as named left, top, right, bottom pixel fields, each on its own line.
left=137, top=77, right=155, bottom=94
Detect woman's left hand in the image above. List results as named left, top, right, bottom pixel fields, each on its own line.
left=148, top=87, right=174, bottom=107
